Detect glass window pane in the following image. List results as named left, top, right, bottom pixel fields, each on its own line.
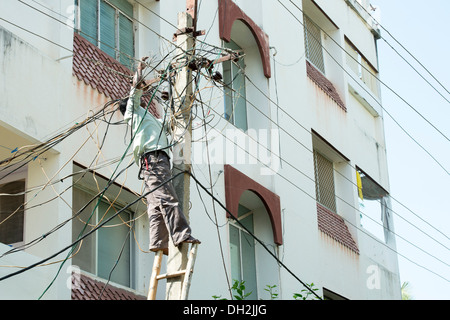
left=241, top=231, right=257, bottom=299
left=72, top=187, right=97, bottom=274
left=97, top=201, right=131, bottom=287
left=237, top=204, right=250, bottom=218
left=99, top=0, right=116, bottom=58
left=223, top=40, right=247, bottom=131
left=239, top=212, right=254, bottom=233
left=118, top=13, right=134, bottom=68
left=0, top=180, right=25, bottom=244
left=345, top=40, right=360, bottom=76
left=229, top=224, right=241, bottom=282
left=79, top=0, right=98, bottom=46
left=233, top=62, right=247, bottom=131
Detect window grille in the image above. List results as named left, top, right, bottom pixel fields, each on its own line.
left=304, top=15, right=325, bottom=74
left=77, top=0, right=135, bottom=69
left=313, top=150, right=336, bottom=212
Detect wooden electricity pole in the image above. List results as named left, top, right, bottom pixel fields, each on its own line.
left=165, top=2, right=197, bottom=300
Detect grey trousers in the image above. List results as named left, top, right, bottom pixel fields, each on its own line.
left=142, top=151, right=192, bottom=251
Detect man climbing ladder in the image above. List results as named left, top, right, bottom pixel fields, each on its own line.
left=119, top=56, right=200, bottom=258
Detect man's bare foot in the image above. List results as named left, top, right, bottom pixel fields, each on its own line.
left=181, top=236, right=201, bottom=245
left=150, top=247, right=169, bottom=256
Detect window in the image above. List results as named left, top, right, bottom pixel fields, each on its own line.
left=223, top=40, right=248, bottom=132
left=77, top=0, right=135, bottom=68
left=229, top=204, right=257, bottom=299
left=0, top=179, right=25, bottom=245
left=304, top=15, right=325, bottom=74
left=345, top=38, right=380, bottom=97
left=356, top=168, right=389, bottom=241
left=72, top=186, right=134, bottom=288
left=313, top=150, right=336, bottom=212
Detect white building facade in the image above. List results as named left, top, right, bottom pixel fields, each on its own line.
left=0, top=0, right=401, bottom=300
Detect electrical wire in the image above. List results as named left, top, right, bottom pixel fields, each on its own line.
left=200, top=50, right=450, bottom=251
left=242, top=71, right=450, bottom=244
left=195, top=77, right=233, bottom=299
left=200, top=105, right=450, bottom=274
left=188, top=44, right=449, bottom=292
left=0, top=20, right=206, bottom=261
left=288, top=0, right=450, bottom=143
left=199, top=49, right=450, bottom=267
left=35, top=46, right=208, bottom=297
left=37, top=60, right=170, bottom=298
left=185, top=0, right=450, bottom=248
left=194, top=53, right=450, bottom=277
left=0, top=171, right=186, bottom=283
left=188, top=171, right=323, bottom=300
left=278, top=0, right=450, bottom=175
left=97, top=216, right=136, bottom=300
left=357, top=2, right=450, bottom=98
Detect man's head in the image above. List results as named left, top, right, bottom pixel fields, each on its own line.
left=119, top=98, right=128, bottom=116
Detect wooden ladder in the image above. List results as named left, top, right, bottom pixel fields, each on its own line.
left=147, top=243, right=199, bottom=300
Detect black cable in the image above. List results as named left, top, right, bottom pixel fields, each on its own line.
left=188, top=172, right=323, bottom=300
left=0, top=108, right=134, bottom=259
left=278, top=0, right=450, bottom=175
left=0, top=48, right=181, bottom=261
left=288, top=0, right=450, bottom=143
left=205, top=62, right=450, bottom=251
left=201, top=113, right=450, bottom=273
left=195, top=66, right=450, bottom=276
left=0, top=171, right=185, bottom=283
left=37, top=72, right=168, bottom=298
left=196, top=80, right=233, bottom=299
left=357, top=2, right=450, bottom=97
left=97, top=216, right=136, bottom=300
left=37, top=160, right=136, bottom=299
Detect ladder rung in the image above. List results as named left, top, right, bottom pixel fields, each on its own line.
left=156, top=269, right=191, bottom=280
left=148, top=243, right=199, bottom=300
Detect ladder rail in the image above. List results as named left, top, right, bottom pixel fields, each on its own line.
left=147, top=250, right=163, bottom=300
left=181, top=243, right=198, bottom=300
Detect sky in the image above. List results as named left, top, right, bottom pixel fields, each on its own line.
left=371, top=0, right=450, bottom=299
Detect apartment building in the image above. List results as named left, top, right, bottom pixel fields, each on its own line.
left=0, top=0, right=401, bottom=300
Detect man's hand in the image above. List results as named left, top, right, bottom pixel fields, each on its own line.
left=132, top=56, right=150, bottom=90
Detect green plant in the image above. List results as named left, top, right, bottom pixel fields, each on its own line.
left=213, top=281, right=322, bottom=300
left=212, top=279, right=252, bottom=300
left=264, top=284, right=278, bottom=300
left=293, top=282, right=320, bottom=300
left=232, top=280, right=252, bottom=300
left=401, top=281, right=413, bottom=300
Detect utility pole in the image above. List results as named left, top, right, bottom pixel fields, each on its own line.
left=165, top=2, right=197, bottom=300
left=161, top=0, right=237, bottom=300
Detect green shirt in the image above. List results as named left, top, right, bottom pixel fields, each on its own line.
left=124, top=88, right=170, bottom=165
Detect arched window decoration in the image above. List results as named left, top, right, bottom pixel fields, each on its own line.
left=224, top=165, right=282, bottom=245
left=218, top=0, right=271, bottom=78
